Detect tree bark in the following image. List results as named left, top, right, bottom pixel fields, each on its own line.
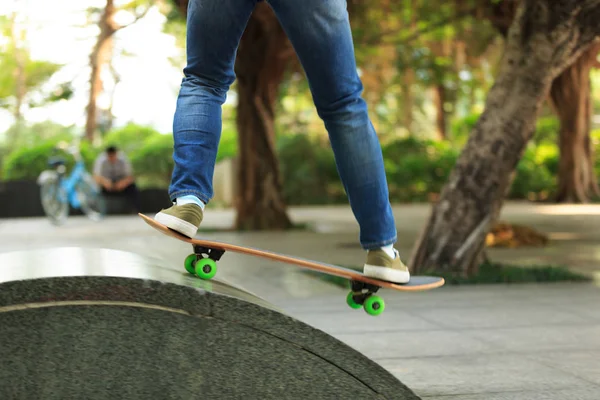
left=233, top=4, right=293, bottom=230
left=401, top=73, right=414, bottom=134
left=85, top=0, right=117, bottom=143
left=8, top=13, right=27, bottom=146
left=550, top=43, right=600, bottom=203
left=433, top=84, right=447, bottom=140
left=410, top=1, right=600, bottom=276
left=483, top=0, right=600, bottom=204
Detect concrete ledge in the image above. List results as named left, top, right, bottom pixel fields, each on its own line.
left=0, top=247, right=420, bottom=399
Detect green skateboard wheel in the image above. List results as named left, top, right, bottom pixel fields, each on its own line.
left=195, top=258, right=217, bottom=280
left=346, top=292, right=362, bottom=309
left=364, top=295, right=385, bottom=316
left=184, top=254, right=197, bottom=275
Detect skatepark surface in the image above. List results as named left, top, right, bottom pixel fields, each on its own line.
left=0, top=247, right=418, bottom=399
left=1, top=202, right=600, bottom=399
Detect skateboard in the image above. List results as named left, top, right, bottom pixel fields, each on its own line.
left=139, top=213, right=444, bottom=316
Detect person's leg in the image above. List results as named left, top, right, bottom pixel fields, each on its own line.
left=267, top=0, right=408, bottom=282
left=122, top=183, right=141, bottom=212
left=155, top=0, right=258, bottom=237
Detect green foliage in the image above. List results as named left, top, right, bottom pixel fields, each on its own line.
left=594, top=129, right=600, bottom=179
left=277, top=134, right=342, bottom=205
left=276, top=125, right=597, bottom=204
left=433, top=262, right=591, bottom=285
left=0, top=54, right=62, bottom=107
left=383, top=137, right=459, bottom=201
left=0, top=118, right=242, bottom=188
left=0, top=15, right=65, bottom=111
left=2, top=138, right=98, bottom=181
left=509, top=144, right=557, bottom=200
left=216, top=125, right=238, bottom=163
left=450, top=112, right=480, bottom=144
left=533, top=116, right=560, bottom=144
left=102, top=123, right=161, bottom=155
left=1, top=120, right=76, bottom=150
left=130, top=133, right=174, bottom=188
left=448, top=112, right=564, bottom=201
left=3, top=116, right=597, bottom=203
left=450, top=113, right=561, bottom=145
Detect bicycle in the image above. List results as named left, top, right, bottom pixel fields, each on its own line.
left=37, top=140, right=106, bottom=225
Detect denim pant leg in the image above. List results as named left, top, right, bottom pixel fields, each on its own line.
left=168, top=0, right=257, bottom=204
left=268, top=0, right=397, bottom=249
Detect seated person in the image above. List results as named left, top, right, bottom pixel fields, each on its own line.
left=93, top=146, right=140, bottom=212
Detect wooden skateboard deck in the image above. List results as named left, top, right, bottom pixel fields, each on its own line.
left=139, top=213, right=444, bottom=315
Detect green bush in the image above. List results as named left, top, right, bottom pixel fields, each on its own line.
left=533, top=116, right=560, bottom=144
left=277, top=133, right=342, bottom=205
left=2, top=120, right=597, bottom=203
left=125, top=127, right=237, bottom=189
left=2, top=139, right=98, bottom=181
left=276, top=132, right=570, bottom=204
left=450, top=112, right=479, bottom=144
left=383, top=138, right=459, bottom=201
left=593, top=129, right=600, bottom=180
left=216, top=126, right=238, bottom=163
left=450, top=113, right=560, bottom=145
left=103, top=123, right=161, bottom=155
left=130, top=134, right=174, bottom=188
left=509, top=144, right=556, bottom=200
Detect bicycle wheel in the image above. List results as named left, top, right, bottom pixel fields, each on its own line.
left=40, top=176, right=69, bottom=225
left=76, top=174, right=106, bottom=221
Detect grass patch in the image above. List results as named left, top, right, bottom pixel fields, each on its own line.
left=434, top=262, right=591, bottom=285
left=303, top=262, right=591, bottom=288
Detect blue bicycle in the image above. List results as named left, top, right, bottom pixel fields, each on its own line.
left=37, top=140, right=106, bottom=225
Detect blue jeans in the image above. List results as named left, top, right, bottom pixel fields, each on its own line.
left=169, top=0, right=397, bottom=249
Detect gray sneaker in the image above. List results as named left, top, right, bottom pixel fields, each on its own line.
left=363, top=248, right=410, bottom=283
left=154, top=203, right=203, bottom=238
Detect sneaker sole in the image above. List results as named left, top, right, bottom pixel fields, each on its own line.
left=154, top=212, right=198, bottom=238
left=363, top=264, right=410, bottom=284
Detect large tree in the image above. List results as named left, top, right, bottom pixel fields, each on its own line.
left=410, top=0, right=600, bottom=276
left=550, top=43, right=600, bottom=202
left=233, top=4, right=295, bottom=230
left=85, top=0, right=151, bottom=143
left=484, top=0, right=600, bottom=203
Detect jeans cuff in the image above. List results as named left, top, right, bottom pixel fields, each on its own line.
left=169, top=189, right=211, bottom=205
left=361, top=235, right=397, bottom=250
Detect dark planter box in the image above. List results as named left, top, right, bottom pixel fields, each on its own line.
left=0, top=180, right=172, bottom=219
left=0, top=180, right=45, bottom=218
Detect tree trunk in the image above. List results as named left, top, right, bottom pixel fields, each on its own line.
left=433, top=84, right=447, bottom=140
left=401, top=71, right=414, bottom=134
left=85, top=0, right=117, bottom=143
left=410, top=1, right=600, bottom=276
left=8, top=12, right=26, bottom=144
left=233, top=4, right=293, bottom=230
left=550, top=43, right=600, bottom=203
left=483, top=0, right=600, bottom=205
left=12, top=29, right=25, bottom=125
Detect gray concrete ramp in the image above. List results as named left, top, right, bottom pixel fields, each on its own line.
left=0, top=247, right=420, bottom=399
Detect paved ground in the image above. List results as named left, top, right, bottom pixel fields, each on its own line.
left=1, top=201, right=600, bottom=399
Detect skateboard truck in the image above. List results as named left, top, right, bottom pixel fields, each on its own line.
left=193, top=245, right=225, bottom=262
left=183, top=245, right=226, bottom=280
left=347, top=280, right=385, bottom=316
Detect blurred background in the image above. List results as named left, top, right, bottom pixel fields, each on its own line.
left=3, top=3, right=600, bottom=397
left=0, top=0, right=599, bottom=279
